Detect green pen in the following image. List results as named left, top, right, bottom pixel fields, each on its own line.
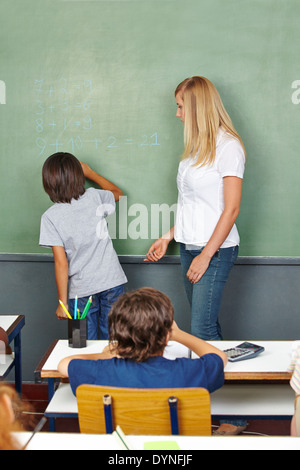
left=81, top=296, right=92, bottom=319
left=77, top=309, right=81, bottom=320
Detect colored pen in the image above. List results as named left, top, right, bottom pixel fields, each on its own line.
left=74, top=295, right=78, bottom=320
left=22, top=416, right=47, bottom=450
left=81, top=296, right=92, bottom=319
left=59, top=300, right=72, bottom=320
left=114, top=425, right=133, bottom=450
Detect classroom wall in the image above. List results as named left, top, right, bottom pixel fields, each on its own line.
left=0, top=255, right=299, bottom=383
left=1, top=1, right=300, bottom=383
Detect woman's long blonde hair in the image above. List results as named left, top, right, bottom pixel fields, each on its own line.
left=175, top=76, right=246, bottom=166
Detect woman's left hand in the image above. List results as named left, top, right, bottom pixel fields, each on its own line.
left=186, top=252, right=212, bottom=284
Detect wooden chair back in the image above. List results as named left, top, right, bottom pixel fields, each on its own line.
left=76, top=385, right=211, bottom=435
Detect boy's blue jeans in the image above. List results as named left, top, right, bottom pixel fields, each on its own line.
left=69, top=284, right=125, bottom=340
left=179, top=243, right=239, bottom=341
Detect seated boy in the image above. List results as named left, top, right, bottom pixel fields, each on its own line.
left=58, top=288, right=227, bottom=395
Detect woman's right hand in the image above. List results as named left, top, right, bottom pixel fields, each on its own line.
left=144, top=238, right=169, bottom=262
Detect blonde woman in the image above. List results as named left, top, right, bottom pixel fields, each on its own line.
left=145, top=76, right=247, bottom=434
left=146, top=76, right=245, bottom=339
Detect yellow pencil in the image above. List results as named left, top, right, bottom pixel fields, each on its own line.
left=59, top=300, right=72, bottom=319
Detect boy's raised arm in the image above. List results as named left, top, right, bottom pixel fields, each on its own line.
left=170, top=321, right=228, bottom=367
left=80, top=162, right=123, bottom=201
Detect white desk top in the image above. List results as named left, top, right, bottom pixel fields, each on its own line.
left=39, top=340, right=296, bottom=420
left=40, top=339, right=295, bottom=379
left=42, top=340, right=108, bottom=372
left=0, top=315, right=19, bottom=332
left=208, top=341, right=294, bottom=375
left=15, top=432, right=300, bottom=451
left=0, top=354, right=14, bottom=376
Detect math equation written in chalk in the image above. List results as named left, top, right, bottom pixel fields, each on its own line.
left=33, top=78, right=161, bottom=157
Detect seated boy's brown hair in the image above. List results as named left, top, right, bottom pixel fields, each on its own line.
left=108, top=287, right=174, bottom=362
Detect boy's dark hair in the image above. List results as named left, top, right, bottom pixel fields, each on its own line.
left=42, top=152, right=85, bottom=203
left=108, top=287, right=174, bottom=362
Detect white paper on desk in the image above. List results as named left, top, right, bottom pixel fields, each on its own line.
left=164, top=341, right=190, bottom=360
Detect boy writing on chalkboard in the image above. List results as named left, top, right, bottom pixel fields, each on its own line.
left=39, top=152, right=127, bottom=339
left=58, top=287, right=227, bottom=395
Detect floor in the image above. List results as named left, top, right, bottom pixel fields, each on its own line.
left=22, top=383, right=292, bottom=436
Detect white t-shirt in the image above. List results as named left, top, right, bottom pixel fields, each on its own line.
left=39, top=188, right=127, bottom=299
left=174, top=129, right=246, bottom=248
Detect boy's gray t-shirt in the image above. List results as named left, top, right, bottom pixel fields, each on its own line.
left=39, top=188, right=127, bottom=299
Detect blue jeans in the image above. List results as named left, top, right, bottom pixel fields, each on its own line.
left=180, top=243, right=238, bottom=341
left=69, top=284, right=125, bottom=340
left=180, top=244, right=247, bottom=428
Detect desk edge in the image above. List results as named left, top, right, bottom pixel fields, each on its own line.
left=225, top=372, right=291, bottom=381
left=5, top=315, right=25, bottom=340
left=34, top=340, right=58, bottom=382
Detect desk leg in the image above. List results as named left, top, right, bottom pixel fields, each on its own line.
left=48, top=378, right=56, bottom=432
left=14, top=332, right=22, bottom=396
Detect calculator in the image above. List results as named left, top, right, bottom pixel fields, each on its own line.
left=223, top=342, right=265, bottom=362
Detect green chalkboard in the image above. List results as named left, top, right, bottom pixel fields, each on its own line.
left=0, top=0, right=299, bottom=256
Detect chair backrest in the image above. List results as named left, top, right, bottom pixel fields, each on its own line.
left=76, top=385, right=211, bottom=435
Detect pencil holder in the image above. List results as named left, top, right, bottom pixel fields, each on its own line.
left=68, top=319, right=87, bottom=348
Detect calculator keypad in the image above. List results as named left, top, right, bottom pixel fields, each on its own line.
left=225, top=348, right=251, bottom=359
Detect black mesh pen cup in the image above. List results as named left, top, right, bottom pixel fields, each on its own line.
left=68, top=319, right=87, bottom=348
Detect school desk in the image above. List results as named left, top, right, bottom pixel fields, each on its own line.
left=0, top=315, right=25, bottom=395
left=34, top=339, right=189, bottom=431
left=35, top=339, right=188, bottom=399
left=35, top=340, right=295, bottom=432
left=15, top=432, right=300, bottom=451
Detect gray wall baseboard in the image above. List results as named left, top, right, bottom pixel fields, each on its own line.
left=0, top=255, right=299, bottom=382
